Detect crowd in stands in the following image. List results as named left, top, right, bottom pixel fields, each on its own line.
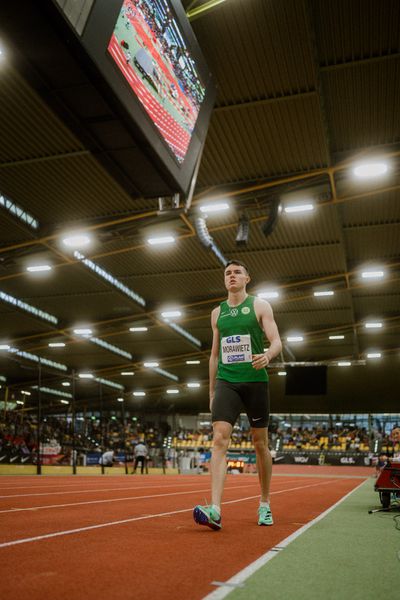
left=1, top=413, right=399, bottom=464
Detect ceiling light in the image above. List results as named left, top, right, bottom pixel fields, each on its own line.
left=121, top=371, right=134, bottom=376
left=62, top=233, right=91, bottom=248
left=16, top=400, right=24, bottom=405
left=0, top=344, right=10, bottom=350
left=129, top=327, right=148, bottom=332
left=167, top=389, right=179, bottom=394
left=338, top=361, right=351, bottom=367
left=287, top=336, right=304, bottom=342
left=61, top=382, right=71, bottom=387
left=199, top=202, right=230, bottom=214
left=74, top=328, right=93, bottom=336
left=133, top=391, right=146, bottom=396
left=21, top=390, right=31, bottom=396
left=367, top=352, right=382, bottom=359
left=186, top=360, right=200, bottom=364
left=329, top=335, right=345, bottom=340
left=117, top=397, right=124, bottom=402
left=147, top=236, right=175, bottom=246
left=60, top=400, right=69, bottom=405
left=161, top=310, right=182, bottom=318
left=78, top=373, right=94, bottom=379
left=364, top=322, right=382, bottom=329
left=278, top=371, right=287, bottom=376
left=284, top=203, right=314, bottom=214
left=353, top=162, right=388, bottom=179
left=48, top=342, right=66, bottom=348
left=144, top=361, right=159, bottom=368
left=26, top=265, right=52, bottom=273
left=314, top=291, right=334, bottom=297
left=187, top=382, right=200, bottom=388
left=258, top=290, right=279, bottom=299
left=361, top=270, right=385, bottom=279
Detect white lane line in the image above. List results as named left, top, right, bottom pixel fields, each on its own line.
left=0, top=481, right=216, bottom=499
left=202, top=479, right=367, bottom=600
left=0, top=478, right=306, bottom=514
left=0, top=475, right=307, bottom=499
left=0, top=484, right=259, bottom=514
left=0, top=479, right=345, bottom=548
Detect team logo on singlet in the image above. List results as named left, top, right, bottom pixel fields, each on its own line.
left=241, top=307, right=250, bottom=315
left=229, top=308, right=238, bottom=317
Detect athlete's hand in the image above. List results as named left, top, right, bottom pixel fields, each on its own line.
left=252, top=353, right=270, bottom=369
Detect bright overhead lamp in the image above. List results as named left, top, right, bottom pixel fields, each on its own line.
left=144, top=361, right=159, bottom=368
left=329, top=335, right=345, bottom=340
left=353, top=162, right=388, bottom=179
left=187, top=382, right=200, bottom=388
left=0, top=344, right=10, bottom=351
left=60, top=399, right=69, bottom=405
left=314, top=291, right=334, bottom=297
left=278, top=371, right=287, bottom=376
left=16, top=400, right=24, bottom=405
left=361, top=270, right=385, bottom=279
left=121, top=371, right=134, bottom=376
left=367, top=352, right=382, bottom=359
left=21, top=390, right=31, bottom=396
left=161, top=310, right=182, bottom=318
left=167, top=389, right=180, bottom=394
left=364, top=322, right=382, bottom=329
left=287, top=336, right=304, bottom=342
left=48, top=342, right=65, bottom=348
left=78, top=373, right=94, bottom=379
left=62, top=233, right=91, bottom=249
left=284, top=203, right=314, bottom=214
left=199, top=202, right=230, bottom=214
left=133, top=391, right=146, bottom=397
left=117, top=397, right=124, bottom=402
left=26, top=265, right=52, bottom=273
left=74, top=328, right=93, bottom=336
left=61, top=382, right=71, bottom=387
left=186, top=360, right=200, bottom=364
left=129, top=327, right=148, bottom=332
left=147, top=235, right=175, bottom=246
left=338, top=361, right=351, bottom=367
left=258, top=290, right=279, bottom=299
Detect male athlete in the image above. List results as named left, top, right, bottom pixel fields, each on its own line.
left=193, top=260, right=282, bottom=530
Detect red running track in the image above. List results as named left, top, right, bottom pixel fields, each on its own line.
left=0, top=466, right=371, bottom=600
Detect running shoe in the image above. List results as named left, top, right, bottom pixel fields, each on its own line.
left=193, top=504, right=222, bottom=530
left=258, top=504, right=273, bottom=526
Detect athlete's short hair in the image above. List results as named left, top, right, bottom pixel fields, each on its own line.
left=224, top=259, right=250, bottom=275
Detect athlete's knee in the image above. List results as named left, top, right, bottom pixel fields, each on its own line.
left=252, top=432, right=268, bottom=453
left=212, top=427, right=231, bottom=451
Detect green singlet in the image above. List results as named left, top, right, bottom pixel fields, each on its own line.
left=216, top=295, right=268, bottom=383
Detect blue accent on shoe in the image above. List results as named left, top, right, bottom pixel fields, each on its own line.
left=193, top=505, right=222, bottom=530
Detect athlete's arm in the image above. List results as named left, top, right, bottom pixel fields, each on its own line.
left=209, top=306, right=220, bottom=410
left=252, top=298, right=282, bottom=370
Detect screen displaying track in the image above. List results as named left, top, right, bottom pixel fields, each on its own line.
left=108, top=0, right=206, bottom=163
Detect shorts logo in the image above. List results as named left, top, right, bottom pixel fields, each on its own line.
left=241, top=307, right=250, bottom=315
left=227, top=354, right=245, bottom=362
left=229, top=308, right=239, bottom=317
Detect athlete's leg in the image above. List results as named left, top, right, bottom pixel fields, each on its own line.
left=211, top=421, right=233, bottom=507
left=251, top=427, right=272, bottom=502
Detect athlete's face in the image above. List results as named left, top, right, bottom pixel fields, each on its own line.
left=224, top=264, right=250, bottom=292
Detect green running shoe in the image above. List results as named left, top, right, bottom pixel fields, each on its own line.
left=258, top=504, right=273, bottom=526
left=193, top=504, right=222, bottom=530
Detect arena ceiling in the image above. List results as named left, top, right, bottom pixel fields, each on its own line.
left=0, top=0, right=399, bottom=415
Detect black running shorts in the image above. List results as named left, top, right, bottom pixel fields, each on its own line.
left=212, top=379, right=270, bottom=428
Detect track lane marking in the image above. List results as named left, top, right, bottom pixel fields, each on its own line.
left=0, top=479, right=345, bottom=548
left=202, top=479, right=367, bottom=600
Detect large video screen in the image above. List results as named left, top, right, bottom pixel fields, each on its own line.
left=107, top=0, right=206, bottom=164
